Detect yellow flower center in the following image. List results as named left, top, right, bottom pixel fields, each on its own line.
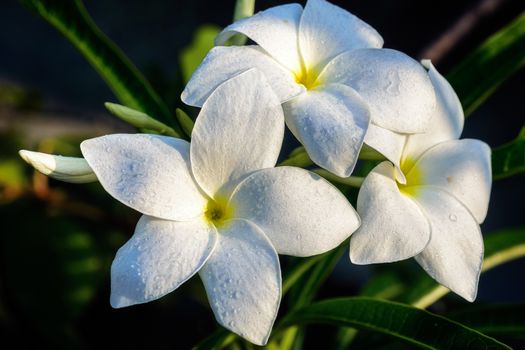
left=204, top=195, right=234, bottom=228
left=294, top=65, right=321, bottom=90
left=397, top=157, right=423, bottom=197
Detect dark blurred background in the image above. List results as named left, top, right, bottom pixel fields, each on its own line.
left=0, top=0, right=524, bottom=349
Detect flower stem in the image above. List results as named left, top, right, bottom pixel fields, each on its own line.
left=312, top=169, right=364, bottom=188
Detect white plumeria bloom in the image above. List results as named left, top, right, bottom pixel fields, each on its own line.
left=18, top=150, right=97, bottom=183
left=182, top=0, right=437, bottom=177
left=349, top=61, right=492, bottom=302
left=62, top=70, right=358, bottom=345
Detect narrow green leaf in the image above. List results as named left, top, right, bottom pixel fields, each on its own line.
left=279, top=244, right=346, bottom=349
left=312, top=169, right=364, bottom=188
left=229, top=0, right=255, bottom=46
left=278, top=148, right=314, bottom=167
left=192, top=328, right=236, bottom=350
left=403, top=227, right=525, bottom=308
left=492, top=125, right=525, bottom=180
left=289, top=244, right=346, bottom=310
left=104, top=102, right=180, bottom=137
left=447, top=11, right=525, bottom=117
left=281, top=297, right=511, bottom=349
left=360, top=272, right=407, bottom=300
left=282, top=254, right=327, bottom=294
left=18, top=0, right=181, bottom=133
left=175, top=108, right=195, bottom=137
left=180, top=25, right=222, bottom=83
left=448, top=304, right=525, bottom=336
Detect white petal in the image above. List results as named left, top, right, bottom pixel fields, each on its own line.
left=414, top=187, right=483, bottom=302
left=318, top=48, right=436, bottom=133
left=363, top=124, right=406, bottom=178
left=407, top=139, right=492, bottom=223
left=299, top=0, right=383, bottom=71
left=81, top=134, right=207, bottom=221
left=200, top=219, right=280, bottom=345
left=216, top=4, right=303, bottom=72
left=231, top=166, right=359, bottom=257
left=191, top=69, right=285, bottom=197
left=19, top=150, right=97, bottom=183
left=181, top=46, right=303, bottom=107
left=283, top=83, right=370, bottom=177
left=403, top=60, right=464, bottom=160
left=350, top=162, right=430, bottom=264
left=110, top=216, right=217, bottom=308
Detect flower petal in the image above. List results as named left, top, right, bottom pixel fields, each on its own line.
left=200, top=219, right=280, bottom=345
left=215, top=4, right=303, bottom=72
left=19, top=150, right=97, bottom=183
left=413, top=187, right=483, bottom=302
left=110, top=216, right=217, bottom=308
left=191, top=69, right=285, bottom=197
left=299, top=0, right=383, bottom=71
left=318, top=48, right=436, bottom=133
left=407, top=139, right=492, bottom=223
left=181, top=46, right=303, bottom=107
left=81, top=134, right=207, bottom=221
left=403, top=60, right=464, bottom=160
left=364, top=123, right=406, bottom=175
left=283, top=83, right=370, bottom=177
left=231, top=166, right=359, bottom=257
left=350, top=162, right=430, bottom=264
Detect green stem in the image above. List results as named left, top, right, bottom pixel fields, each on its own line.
left=312, top=169, right=364, bottom=188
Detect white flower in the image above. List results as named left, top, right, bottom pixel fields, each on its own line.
left=181, top=0, right=437, bottom=177
left=349, top=61, right=492, bottom=302
left=53, top=70, right=358, bottom=345
left=18, top=150, right=97, bottom=183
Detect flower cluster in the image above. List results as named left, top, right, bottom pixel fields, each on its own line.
left=20, top=0, right=491, bottom=345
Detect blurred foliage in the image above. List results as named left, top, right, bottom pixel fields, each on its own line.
left=180, top=25, right=222, bottom=84
left=492, top=125, right=525, bottom=180
left=0, top=84, right=42, bottom=111
left=448, top=10, right=525, bottom=117
left=18, top=0, right=181, bottom=135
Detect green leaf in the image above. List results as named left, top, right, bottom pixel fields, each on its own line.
left=278, top=244, right=346, bottom=349
left=192, top=328, right=236, bottom=350
left=18, top=0, right=181, bottom=132
left=105, top=102, right=180, bottom=137
left=288, top=245, right=346, bottom=310
left=281, top=297, right=511, bottom=349
left=229, top=0, right=255, bottom=46
left=492, top=126, right=525, bottom=180
left=278, top=148, right=314, bottom=167
left=402, top=227, right=525, bottom=308
left=233, top=0, right=255, bottom=22
left=180, top=25, right=222, bottom=83
left=448, top=304, right=525, bottom=337
left=360, top=271, right=407, bottom=300
left=447, top=10, right=525, bottom=117
left=175, top=108, right=195, bottom=137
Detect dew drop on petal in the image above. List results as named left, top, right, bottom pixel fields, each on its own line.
left=448, top=214, right=457, bottom=222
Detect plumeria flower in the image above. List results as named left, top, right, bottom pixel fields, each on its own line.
left=349, top=61, right=492, bottom=301
left=181, top=0, right=436, bottom=177
left=20, top=69, right=359, bottom=345
left=18, top=150, right=97, bottom=183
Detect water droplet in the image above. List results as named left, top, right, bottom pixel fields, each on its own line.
left=449, top=214, right=457, bottom=222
